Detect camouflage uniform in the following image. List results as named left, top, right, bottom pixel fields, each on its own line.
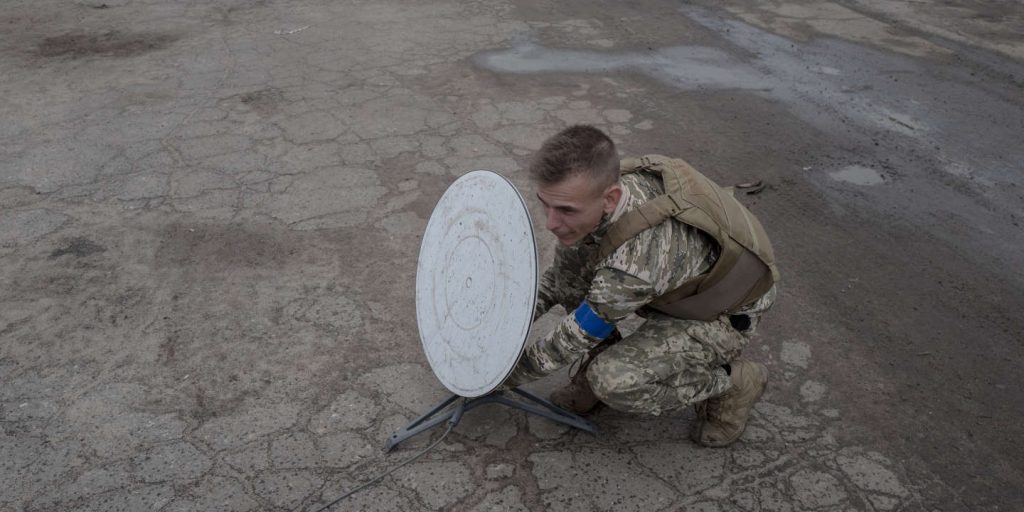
left=508, top=169, right=776, bottom=415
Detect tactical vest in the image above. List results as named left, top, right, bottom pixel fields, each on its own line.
left=598, top=155, right=780, bottom=321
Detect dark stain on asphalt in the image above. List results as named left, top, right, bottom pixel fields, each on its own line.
left=50, top=237, right=106, bottom=258
left=238, top=88, right=285, bottom=115
left=35, top=31, right=179, bottom=58
left=157, top=223, right=297, bottom=272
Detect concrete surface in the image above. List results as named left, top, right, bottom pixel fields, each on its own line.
left=1, top=0, right=1022, bottom=511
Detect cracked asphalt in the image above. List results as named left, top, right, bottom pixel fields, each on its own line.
left=1, top=0, right=1022, bottom=511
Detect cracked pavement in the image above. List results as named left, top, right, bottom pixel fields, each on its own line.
left=1, top=0, right=1022, bottom=511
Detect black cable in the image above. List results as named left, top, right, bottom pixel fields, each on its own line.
left=305, top=414, right=459, bottom=512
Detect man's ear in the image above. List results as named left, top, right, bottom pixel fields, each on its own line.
left=602, top=184, right=622, bottom=215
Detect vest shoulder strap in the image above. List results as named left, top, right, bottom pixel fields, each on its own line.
left=597, top=194, right=681, bottom=260
left=599, top=155, right=779, bottom=319
left=599, top=155, right=715, bottom=260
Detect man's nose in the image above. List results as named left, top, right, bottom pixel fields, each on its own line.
left=545, top=209, right=561, bottom=231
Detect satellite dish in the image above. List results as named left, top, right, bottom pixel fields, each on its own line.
left=416, top=171, right=538, bottom=398
left=386, top=173, right=591, bottom=452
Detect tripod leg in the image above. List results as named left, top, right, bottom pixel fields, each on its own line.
left=383, top=394, right=460, bottom=452
left=511, top=387, right=591, bottom=420
left=405, top=394, right=459, bottom=429
left=383, top=389, right=600, bottom=452
left=493, top=391, right=599, bottom=434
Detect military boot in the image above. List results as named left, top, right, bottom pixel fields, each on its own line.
left=549, top=330, right=621, bottom=415
left=690, top=360, right=768, bottom=448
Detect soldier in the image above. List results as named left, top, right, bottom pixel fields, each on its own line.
left=505, top=125, right=779, bottom=447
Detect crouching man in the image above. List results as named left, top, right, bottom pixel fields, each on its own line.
left=505, top=125, right=779, bottom=447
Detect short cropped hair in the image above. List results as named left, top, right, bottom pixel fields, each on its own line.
left=528, top=125, right=619, bottom=193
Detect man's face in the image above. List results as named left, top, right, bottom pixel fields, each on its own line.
left=536, top=172, right=621, bottom=246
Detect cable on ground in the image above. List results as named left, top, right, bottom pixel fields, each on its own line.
left=304, top=408, right=460, bottom=512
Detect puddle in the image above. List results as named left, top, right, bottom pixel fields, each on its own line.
left=473, top=39, right=766, bottom=91
left=829, top=166, right=886, bottom=186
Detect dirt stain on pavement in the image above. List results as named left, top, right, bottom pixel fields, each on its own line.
left=156, top=222, right=298, bottom=273
left=238, top=88, right=285, bottom=115
left=49, top=237, right=106, bottom=259
left=35, top=31, right=179, bottom=59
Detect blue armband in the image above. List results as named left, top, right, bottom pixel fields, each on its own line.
left=573, top=302, right=615, bottom=339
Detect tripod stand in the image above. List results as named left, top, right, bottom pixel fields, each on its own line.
left=384, top=386, right=598, bottom=452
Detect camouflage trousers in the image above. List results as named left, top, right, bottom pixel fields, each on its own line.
left=585, top=311, right=756, bottom=416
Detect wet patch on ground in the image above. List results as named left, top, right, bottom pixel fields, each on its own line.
left=49, top=237, right=106, bottom=259
left=473, top=37, right=764, bottom=91
left=237, top=88, right=285, bottom=115
left=829, top=165, right=887, bottom=186
left=155, top=222, right=298, bottom=272
left=34, top=31, right=180, bottom=59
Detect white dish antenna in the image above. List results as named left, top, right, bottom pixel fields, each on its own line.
left=416, top=171, right=538, bottom=397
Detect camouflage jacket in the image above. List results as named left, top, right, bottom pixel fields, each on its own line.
left=507, top=169, right=724, bottom=385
